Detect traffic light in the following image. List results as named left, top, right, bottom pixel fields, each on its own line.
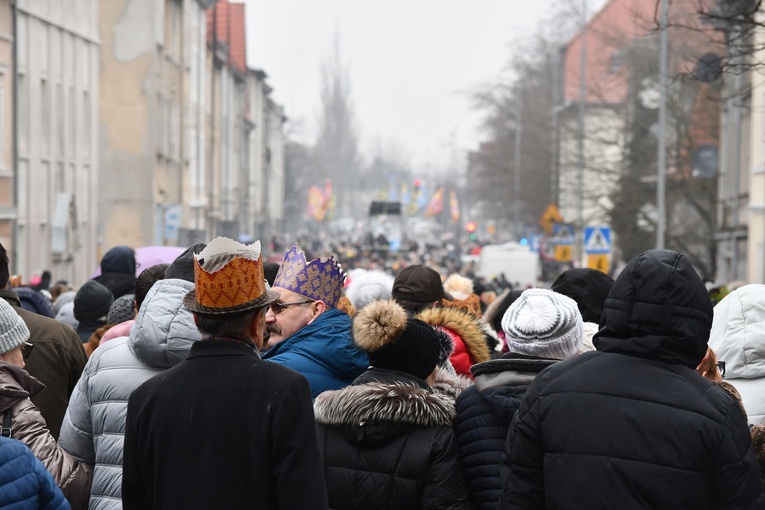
left=414, top=179, right=421, bottom=189
left=465, top=222, right=477, bottom=233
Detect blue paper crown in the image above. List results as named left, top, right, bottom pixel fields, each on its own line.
left=273, top=244, right=346, bottom=308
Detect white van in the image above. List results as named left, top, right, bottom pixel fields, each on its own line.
left=477, top=242, right=540, bottom=288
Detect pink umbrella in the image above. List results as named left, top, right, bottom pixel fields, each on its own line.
left=91, top=246, right=188, bottom=278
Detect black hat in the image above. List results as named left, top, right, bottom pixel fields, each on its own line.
left=165, top=243, right=207, bottom=283
left=392, top=265, right=452, bottom=305
left=353, top=299, right=441, bottom=380
left=74, top=281, right=114, bottom=321
left=551, top=268, right=614, bottom=324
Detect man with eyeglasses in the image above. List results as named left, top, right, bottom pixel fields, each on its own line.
left=0, top=242, right=86, bottom=440
left=262, top=244, right=368, bottom=399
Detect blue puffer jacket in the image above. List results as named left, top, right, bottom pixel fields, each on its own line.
left=0, top=437, right=70, bottom=510
left=262, top=309, right=368, bottom=399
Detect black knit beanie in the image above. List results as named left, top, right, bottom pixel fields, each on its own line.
left=165, top=243, right=207, bottom=283
left=74, top=281, right=114, bottom=321
left=353, top=300, right=441, bottom=380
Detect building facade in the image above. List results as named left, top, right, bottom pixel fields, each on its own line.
left=13, top=0, right=100, bottom=284
left=0, top=0, right=13, bottom=262
left=99, top=0, right=286, bottom=261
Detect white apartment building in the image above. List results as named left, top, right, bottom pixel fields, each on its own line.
left=14, top=0, right=100, bottom=284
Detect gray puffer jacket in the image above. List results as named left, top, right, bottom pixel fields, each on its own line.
left=59, top=278, right=201, bottom=510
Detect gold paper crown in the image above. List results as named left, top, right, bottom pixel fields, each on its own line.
left=273, top=244, right=346, bottom=308
left=184, top=238, right=279, bottom=315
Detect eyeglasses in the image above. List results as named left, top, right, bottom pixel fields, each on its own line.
left=269, top=299, right=315, bottom=315
left=22, top=342, right=34, bottom=360
left=717, top=360, right=726, bottom=377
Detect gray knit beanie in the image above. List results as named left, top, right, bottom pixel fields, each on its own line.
left=165, top=243, right=207, bottom=283
left=108, top=294, right=136, bottom=325
left=501, top=288, right=583, bottom=360
left=0, top=299, right=30, bottom=355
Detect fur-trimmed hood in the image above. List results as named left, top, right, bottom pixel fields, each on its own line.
left=417, top=305, right=491, bottom=370
left=432, top=367, right=472, bottom=401
left=315, top=381, right=455, bottom=429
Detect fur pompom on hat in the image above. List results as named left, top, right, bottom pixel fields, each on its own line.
left=442, top=274, right=482, bottom=317
left=353, top=299, right=441, bottom=380
left=443, top=274, right=473, bottom=300
left=501, top=288, right=583, bottom=360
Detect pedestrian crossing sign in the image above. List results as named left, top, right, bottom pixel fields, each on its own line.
left=584, top=227, right=611, bottom=254
left=553, top=223, right=575, bottom=244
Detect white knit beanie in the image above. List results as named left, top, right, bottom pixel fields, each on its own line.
left=501, top=288, right=583, bottom=360
left=0, top=299, right=30, bottom=355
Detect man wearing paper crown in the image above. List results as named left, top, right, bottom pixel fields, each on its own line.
left=122, top=238, right=329, bottom=509
left=262, top=243, right=368, bottom=399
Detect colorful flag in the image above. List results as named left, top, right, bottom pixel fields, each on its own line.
left=450, top=190, right=460, bottom=224
left=307, top=186, right=327, bottom=221
left=424, top=187, right=444, bottom=218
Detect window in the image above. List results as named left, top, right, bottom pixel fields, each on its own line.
left=81, top=90, right=90, bottom=158
left=41, top=78, right=50, bottom=156
left=17, top=73, right=28, bottom=155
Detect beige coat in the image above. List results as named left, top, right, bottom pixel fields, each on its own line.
left=0, top=361, right=91, bottom=509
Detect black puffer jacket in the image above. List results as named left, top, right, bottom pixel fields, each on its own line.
left=315, top=368, right=471, bottom=510
left=454, top=354, right=556, bottom=510
left=502, top=250, right=765, bottom=509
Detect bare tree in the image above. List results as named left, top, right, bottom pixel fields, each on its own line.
left=314, top=35, right=361, bottom=220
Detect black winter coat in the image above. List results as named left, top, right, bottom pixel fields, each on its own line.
left=123, top=340, right=329, bottom=509
left=454, top=354, right=556, bottom=510
left=502, top=250, right=765, bottom=509
left=314, top=368, right=471, bottom=510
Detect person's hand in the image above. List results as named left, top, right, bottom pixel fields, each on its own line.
left=696, top=347, right=722, bottom=382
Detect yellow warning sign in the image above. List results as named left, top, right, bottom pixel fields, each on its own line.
left=555, top=244, right=572, bottom=262
left=539, top=204, right=564, bottom=235
left=588, top=254, right=610, bottom=274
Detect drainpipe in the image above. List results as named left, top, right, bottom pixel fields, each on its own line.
left=10, top=0, right=18, bottom=274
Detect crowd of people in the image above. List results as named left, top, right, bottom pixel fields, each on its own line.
left=0, top=236, right=764, bottom=509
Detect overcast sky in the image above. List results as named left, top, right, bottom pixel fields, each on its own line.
left=244, top=1, right=590, bottom=172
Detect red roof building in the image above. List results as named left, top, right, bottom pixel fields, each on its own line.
left=206, top=0, right=247, bottom=75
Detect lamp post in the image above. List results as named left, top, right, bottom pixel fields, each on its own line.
left=514, top=97, right=523, bottom=238
left=656, top=0, right=669, bottom=249
left=577, top=0, right=587, bottom=263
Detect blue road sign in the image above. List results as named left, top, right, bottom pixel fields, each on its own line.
left=584, top=226, right=611, bottom=254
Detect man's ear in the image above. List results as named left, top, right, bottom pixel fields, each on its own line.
left=309, top=301, right=327, bottom=323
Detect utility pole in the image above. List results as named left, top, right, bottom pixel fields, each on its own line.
left=656, top=0, right=669, bottom=250
left=577, top=0, right=587, bottom=263
left=550, top=52, right=559, bottom=206
left=514, top=94, right=523, bottom=238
